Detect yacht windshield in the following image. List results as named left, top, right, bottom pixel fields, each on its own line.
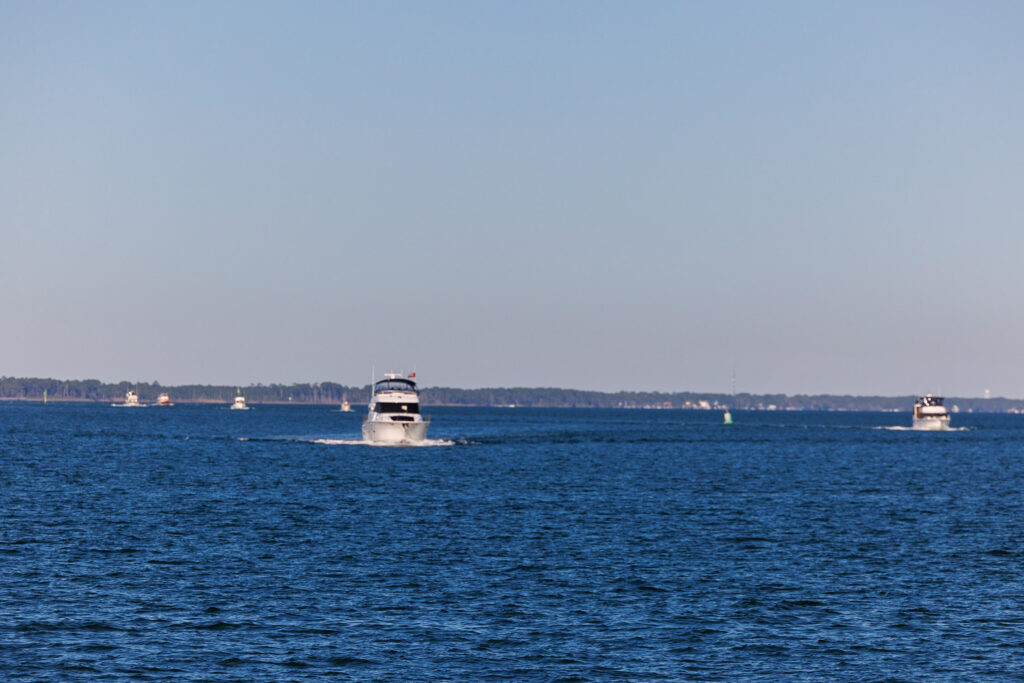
left=374, top=379, right=417, bottom=393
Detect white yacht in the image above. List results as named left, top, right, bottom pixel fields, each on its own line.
left=340, top=395, right=353, bottom=412
left=362, top=373, right=429, bottom=443
left=230, top=391, right=249, bottom=410
left=156, top=392, right=172, bottom=406
left=912, top=395, right=950, bottom=431
left=112, top=390, right=143, bottom=408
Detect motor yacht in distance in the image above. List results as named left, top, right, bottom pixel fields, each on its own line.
left=340, top=396, right=353, bottom=412
left=912, top=395, right=950, bottom=431
left=230, top=391, right=249, bottom=410
left=156, top=392, right=172, bottom=407
left=362, top=373, right=429, bottom=443
left=112, top=390, right=143, bottom=408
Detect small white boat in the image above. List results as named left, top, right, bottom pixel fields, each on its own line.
left=340, top=396, right=353, bottom=412
left=362, top=373, right=429, bottom=443
left=112, top=390, right=144, bottom=408
left=230, top=392, right=249, bottom=410
left=156, top=392, right=172, bottom=407
left=912, top=395, right=950, bottom=430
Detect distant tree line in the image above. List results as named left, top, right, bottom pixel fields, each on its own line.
left=1, top=377, right=1022, bottom=412
left=421, top=387, right=1024, bottom=413
left=0, top=377, right=369, bottom=404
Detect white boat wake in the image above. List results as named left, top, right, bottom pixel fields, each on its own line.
left=239, top=438, right=456, bottom=448
left=309, top=437, right=456, bottom=447
left=877, top=426, right=972, bottom=432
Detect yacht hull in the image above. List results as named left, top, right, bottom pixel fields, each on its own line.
left=912, top=417, right=950, bottom=431
left=362, top=419, right=429, bottom=443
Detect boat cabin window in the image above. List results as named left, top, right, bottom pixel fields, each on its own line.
left=375, top=402, right=420, bottom=414
left=374, top=379, right=418, bottom=392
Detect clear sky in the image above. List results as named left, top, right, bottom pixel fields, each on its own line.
left=2, top=1, right=1022, bottom=395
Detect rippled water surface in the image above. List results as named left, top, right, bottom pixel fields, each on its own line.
left=3, top=403, right=1024, bottom=680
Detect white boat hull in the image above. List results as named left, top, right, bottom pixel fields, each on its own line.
left=912, top=416, right=950, bottom=431
left=362, top=419, right=430, bottom=443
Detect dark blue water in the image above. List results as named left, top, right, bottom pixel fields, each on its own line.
left=3, top=404, right=1024, bottom=680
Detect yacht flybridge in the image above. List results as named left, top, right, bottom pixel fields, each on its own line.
left=362, top=373, right=429, bottom=443
left=912, top=395, right=950, bottom=431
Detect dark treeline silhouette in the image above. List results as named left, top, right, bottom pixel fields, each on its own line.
left=2, top=377, right=1023, bottom=412
left=0, top=377, right=367, bottom=405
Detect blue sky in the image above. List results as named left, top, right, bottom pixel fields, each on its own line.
left=2, top=1, right=1022, bottom=395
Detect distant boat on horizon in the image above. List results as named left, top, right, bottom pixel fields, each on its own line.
left=112, top=390, right=144, bottom=408
left=230, top=390, right=249, bottom=411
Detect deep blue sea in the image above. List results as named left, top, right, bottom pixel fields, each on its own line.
left=3, top=403, right=1024, bottom=680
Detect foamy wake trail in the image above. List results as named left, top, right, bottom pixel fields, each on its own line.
left=309, top=438, right=456, bottom=447
left=877, top=426, right=971, bottom=432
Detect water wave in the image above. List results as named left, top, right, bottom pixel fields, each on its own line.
left=877, top=426, right=972, bottom=432
left=308, top=437, right=456, bottom=447
left=238, top=435, right=457, bottom=446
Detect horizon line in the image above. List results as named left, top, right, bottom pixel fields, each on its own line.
left=0, top=376, right=1015, bottom=401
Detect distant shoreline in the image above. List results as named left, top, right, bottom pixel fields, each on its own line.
left=1, top=397, right=1021, bottom=414
left=2, top=378, right=1024, bottom=414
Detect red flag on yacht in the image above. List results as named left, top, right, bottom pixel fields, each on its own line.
left=408, top=372, right=416, bottom=378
